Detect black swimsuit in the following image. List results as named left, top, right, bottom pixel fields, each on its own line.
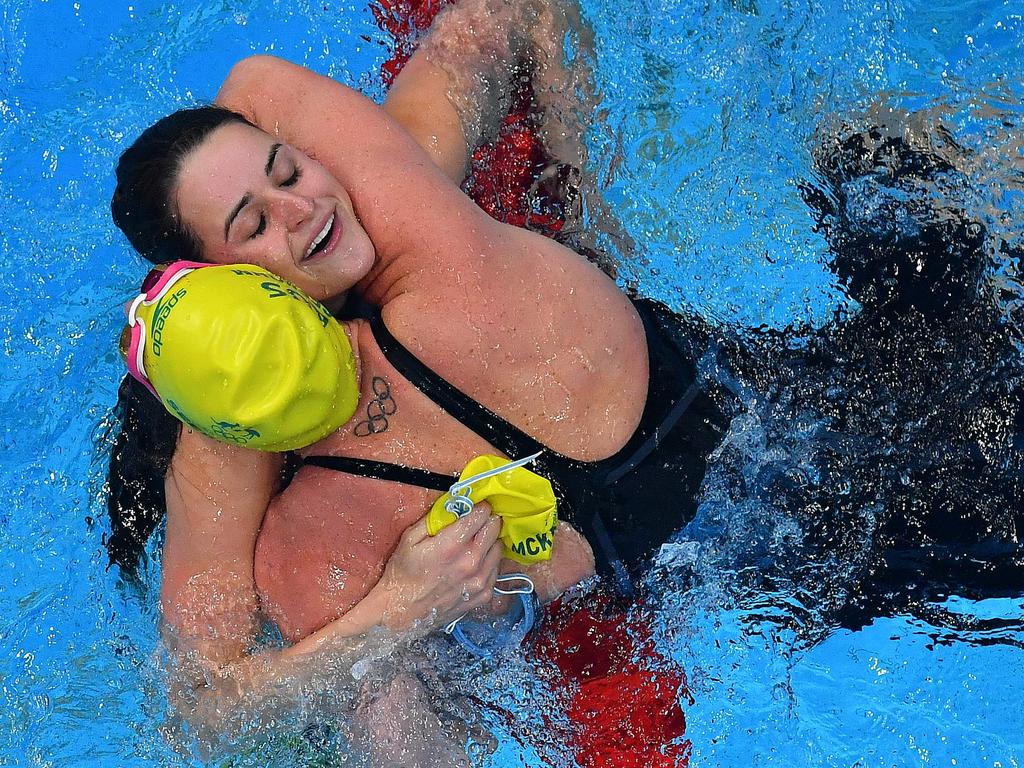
left=307, top=297, right=732, bottom=596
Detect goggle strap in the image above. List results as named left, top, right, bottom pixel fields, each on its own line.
left=123, top=261, right=206, bottom=398
left=493, top=573, right=535, bottom=595
left=141, top=260, right=206, bottom=302
left=447, top=450, right=544, bottom=501
left=140, top=264, right=196, bottom=306
left=126, top=293, right=145, bottom=327
left=126, top=316, right=158, bottom=398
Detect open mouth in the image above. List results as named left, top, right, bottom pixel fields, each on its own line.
left=304, top=213, right=337, bottom=261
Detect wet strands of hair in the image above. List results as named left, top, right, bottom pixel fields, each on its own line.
left=111, top=107, right=256, bottom=265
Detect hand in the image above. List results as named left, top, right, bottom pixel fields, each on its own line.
left=373, top=503, right=503, bottom=633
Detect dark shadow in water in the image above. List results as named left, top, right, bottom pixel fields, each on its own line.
left=694, top=113, right=1024, bottom=636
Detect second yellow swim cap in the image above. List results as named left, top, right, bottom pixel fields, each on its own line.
left=426, top=455, right=558, bottom=564
left=125, top=263, right=359, bottom=451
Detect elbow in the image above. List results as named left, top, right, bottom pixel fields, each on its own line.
left=217, top=55, right=288, bottom=115
left=225, top=54, right=284, bottom=86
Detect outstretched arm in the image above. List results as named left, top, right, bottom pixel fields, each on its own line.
left=218, top=0, right=580, bottom=185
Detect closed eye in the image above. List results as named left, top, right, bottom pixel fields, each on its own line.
left=249, top=213, right=267, bottom=240
left=281, top=166, right=302, bottom=187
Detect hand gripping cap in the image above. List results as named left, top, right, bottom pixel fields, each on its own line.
left=427, top=455, right=558, bottom=564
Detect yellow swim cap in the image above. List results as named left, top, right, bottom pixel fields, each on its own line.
left=125, top=263, right=359, bottom=451
left=427, top=455, right=558, bottom=564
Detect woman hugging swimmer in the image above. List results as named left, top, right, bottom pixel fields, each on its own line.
left=105, top=0, right=731, bottom=759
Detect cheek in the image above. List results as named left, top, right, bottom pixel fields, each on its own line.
left=238, top=233, right=292, bottom=268
left=201, top=243, right=237, bottom=266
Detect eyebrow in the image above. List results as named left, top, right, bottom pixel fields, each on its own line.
left=265, top=143, right=281, bottom=176
left=224, top=193, right=251, bottom=241
left=223, top=143, right=282, bottom=241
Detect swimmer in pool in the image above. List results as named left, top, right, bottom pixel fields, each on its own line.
left=105, top=0, right=730, bottom=757
left=104, top=2, right=1024, bottom=762
left=121, top=261, right=562, bottom=655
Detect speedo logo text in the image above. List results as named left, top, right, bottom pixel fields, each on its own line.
left=151, top=288, right=187, bottom=356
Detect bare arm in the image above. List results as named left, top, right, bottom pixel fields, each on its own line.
left=379, top=0, right=532, bottom=182
left=389, top=0, right=598, bottom=176
left=402, top=0, right=630, bottom=267
left=382, top=52, right=470, bottom=183
left=218, top=0, right=573, bottom=186
left=519, top=521, right=595, bottom=604
left=216, top=53, right=492, bottom=276
left=159, top=429, right=503, bottom=743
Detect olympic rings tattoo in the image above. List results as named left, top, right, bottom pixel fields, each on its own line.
left=354, top=377, right=397, bottom=436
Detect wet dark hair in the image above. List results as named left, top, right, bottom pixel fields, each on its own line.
left=110, top=105, right=255, bottom=265
left=104, top=375, right=180, bottom=574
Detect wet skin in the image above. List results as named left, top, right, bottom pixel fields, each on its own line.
left=176, top=123, right=375, bottom=310
left=162, top=56, right=647, bottom=645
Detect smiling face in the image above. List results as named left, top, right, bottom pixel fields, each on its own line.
left=174, top=122, right=375, bottom=305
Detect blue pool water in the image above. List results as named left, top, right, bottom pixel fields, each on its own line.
left=1, top=0, right=1022, bottom=765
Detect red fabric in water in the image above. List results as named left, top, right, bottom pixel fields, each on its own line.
left=372, top=0, right=454, bottom=86
left=373, top=2, right=688, bottom=763
left=535, top=594, right=690, bottom=768
left=372, top=0, right=566, bottom=236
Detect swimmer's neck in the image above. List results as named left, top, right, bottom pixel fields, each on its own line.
left=324, top=291, right=350, bottom=316
left=340, top=320, right=363, bottom=394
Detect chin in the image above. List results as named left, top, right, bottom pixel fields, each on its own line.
left=343, top=241, right=376, bottom=283
left=312, top=251, right=373, bottom=297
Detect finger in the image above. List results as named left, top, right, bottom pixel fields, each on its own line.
left=477, top=539, right=504, bottom=581
left=465, top=561, right=503, bottom=612
left=439, top=502, right=493, bottom=545
left=470, top=513, right=502, bottom=552
left=464, top=575, right=499, bottom=612
left=401, top=517, right=431, bottom=546
left=464, top=589, right=495, bottom=614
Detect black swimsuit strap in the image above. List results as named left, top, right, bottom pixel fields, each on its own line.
left=307, top=298, right=709, bottom=599
left=368, top=312, right=547, bottom=461
left=303, top=454, right=455, bottom=492
left=602, top=380, right=703, bottom=486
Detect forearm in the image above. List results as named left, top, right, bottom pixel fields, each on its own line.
left=175, top=593, right=399, bottom=747
left=384, top=53, right=470, bottom=182
left=414, top=0, right=534, bottom=152
left=176, top=520, right=502, bottom=741
left=382, top=0, right=541, bottom=182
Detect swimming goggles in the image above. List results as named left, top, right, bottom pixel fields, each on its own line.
left=446, top=575, right=537, bottom=659
left=441, top=453, right=542, bottom=657
left=120, top=260, right=207, bottom=397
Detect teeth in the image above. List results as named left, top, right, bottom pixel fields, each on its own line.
left=305, top=215, right=334, bottom=258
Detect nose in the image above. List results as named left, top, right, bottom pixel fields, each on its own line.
left=268, top=188, right=315, bottom=231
